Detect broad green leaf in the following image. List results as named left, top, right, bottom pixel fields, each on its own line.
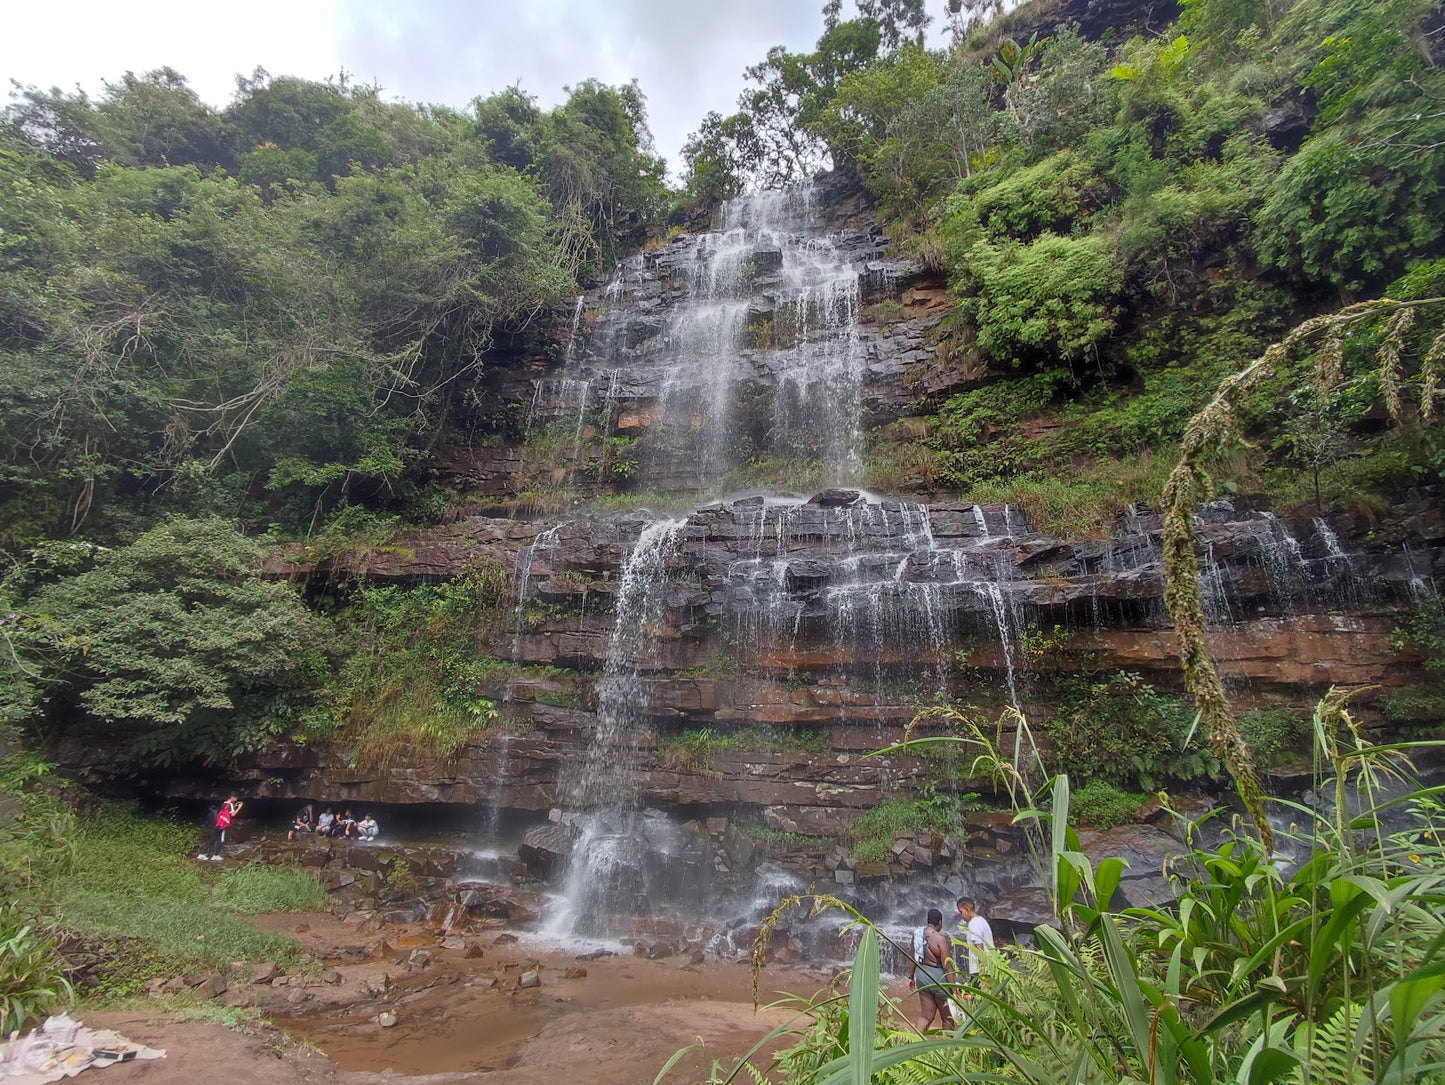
left=847, top=925, right=878, bottom=1085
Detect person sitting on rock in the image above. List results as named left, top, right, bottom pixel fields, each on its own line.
left=316, top=808, right=335, bottom=836
left=357, top=814, right=379, bottom=841
left=288, top=803, right=315, bottom=840
left=338, top=810, right=357, bottom=838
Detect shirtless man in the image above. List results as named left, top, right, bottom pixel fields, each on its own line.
left=907, top=908, right=957, bottom=1032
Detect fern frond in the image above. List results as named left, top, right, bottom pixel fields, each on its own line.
left=1291, top=1003, right=1374, bottom=1084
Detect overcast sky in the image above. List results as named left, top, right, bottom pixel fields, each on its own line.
left=2, top=0, right=841, bottom=177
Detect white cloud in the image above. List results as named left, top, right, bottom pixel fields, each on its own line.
left=334, top=0, right=825, bottom=173
left=2, top=0, right=342, bottom=106
left=5, top=0, right=928, bottom=173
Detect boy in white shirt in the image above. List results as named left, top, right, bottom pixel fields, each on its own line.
left=956, top=896, right=994, bottom=983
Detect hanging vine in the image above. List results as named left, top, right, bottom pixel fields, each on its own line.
left=1160, top=295, right=1445, bottom=851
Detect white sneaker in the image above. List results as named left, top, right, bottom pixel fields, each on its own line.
left=210, top=854, right=223, bottom=861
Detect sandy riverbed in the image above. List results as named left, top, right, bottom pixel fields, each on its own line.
left=78, top=911, right=876, bottom=1085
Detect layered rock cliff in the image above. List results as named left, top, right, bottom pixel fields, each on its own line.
left=60, top=174, right=1444, bottom=939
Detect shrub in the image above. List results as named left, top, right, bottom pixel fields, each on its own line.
left=1044, top=671, right=1216, bottom=790
left=1235, top=706, right=1308, bottom=769
left=953, top=232, right=1125, bottom=366
left=322, top=576, right=507, bottom=767
left=1069, top=779, right=1150, bottom=829
left=0, top=905, right=72, bottom=1033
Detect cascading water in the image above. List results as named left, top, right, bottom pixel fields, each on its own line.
left=533, top=184, right=871, bottom=490
left=499, top=177, right=1411, bottom=952
left=547, top=518, right=692, bottom=936
left=510, top=522, right=568, bottom=658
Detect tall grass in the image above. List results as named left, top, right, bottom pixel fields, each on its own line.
left=53, top=809, right=322, bottom=981
left=677, top=694, right=1445, bottom=1085
left=0, top=905, right=72, bottom=1033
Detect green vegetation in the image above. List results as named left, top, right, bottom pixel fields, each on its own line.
left=0, top=749, right=321, bottom=1006
left=1236, top=705, right=1310, bottom=769
left=0, top=904, right=72, bottom=1033
left=0, top=71, right=666, bottom=548
left=1384, top=596, right=1445, bottom=724
left=849, top=796, right=939, bottom=863
left=737, top=824, right=832, bottom=849
left=1042, top=670, right=1213, bottom=791
left=7, top=519, right=324, bottom=766
left=659, top=726, right=829, bottom=771
left=708, top=696, right=1445, bottom=1085
left=1067, top=779, right=1151, bottom=829
left=56, top=811, right=320, bottom=992
left=322, top=574, right=508, bottom=767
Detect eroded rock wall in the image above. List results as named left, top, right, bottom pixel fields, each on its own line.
left=74, top=487, right=1444, bottom=840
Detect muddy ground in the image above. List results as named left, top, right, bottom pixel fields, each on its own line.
left=80, top=911, right=876, bottom=1085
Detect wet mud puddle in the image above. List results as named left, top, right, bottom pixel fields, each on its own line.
left=270, top=932, right=820, bottom=1079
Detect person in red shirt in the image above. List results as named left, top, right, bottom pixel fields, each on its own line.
left=200, top=795, right=242, bottom=861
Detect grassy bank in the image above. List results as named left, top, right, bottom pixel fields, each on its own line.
left=0, top=748, right=326, bottom=1022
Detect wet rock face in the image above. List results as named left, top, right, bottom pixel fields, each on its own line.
left=516, top=184, right=950, bottom=498
left=80, top=488, right=1445, bottom=840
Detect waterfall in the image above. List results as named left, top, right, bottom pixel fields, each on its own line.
left=511, top=522, right=568, bottom=656
left=484, top=732, right=512, bottom=842
left=547, top=182, right=869, bottom=490
left=548, top=518, right=688, bottom=936
left=494, top=177, right=1432, bottom=949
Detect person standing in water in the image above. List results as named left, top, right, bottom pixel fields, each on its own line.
left=956, top=896, right=994, bottom=986
left=907, top=908, right=957, bottom=1032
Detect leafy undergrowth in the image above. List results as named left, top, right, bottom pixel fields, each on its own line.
left=50, top=808, right=324, bottom=995
left=1, top=754, right=327, bottom=1007
left=849, top=797, right=941, bottom=864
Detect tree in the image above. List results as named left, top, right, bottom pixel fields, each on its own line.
left=92, top=69, right=229, bottom=170
left=739, top=19, right=883, bottom=186
left=471, top=85, right=542, bottom=170
left=535, top=79, right=668, bottom=275
left=226, top=72, right=395, bottom=185
left=826, top=0, right=932, bottom=51
left=680, top=110, right=758, bottom=206
left=24, top=517, right=325, bottom=764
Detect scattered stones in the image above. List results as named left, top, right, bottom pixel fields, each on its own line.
left=427, top=900, right=470, bottom=932
left=378, top=1012, right=398, bottom=1028
left=251, top=962, right=279, bottom=985
left=320, top=969, right=342, bottom=985
left=493, top=933, right=518, bottom=946
left=407, top=949, right=433, bottom=969
left=286, top=989, right=308, bottom=1005
left=575, top=949, right=614, bottom=961
left=562, top=967, right=587, bottom=980
left=364, top=973, right=391, bottom=997
left=197, top=974, right=228, bottom=999
left=440, top=935, right=466, bottom=951
left=518, top=969, right=542, bottom=989
left=464, top=941, right=485, bottom=959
